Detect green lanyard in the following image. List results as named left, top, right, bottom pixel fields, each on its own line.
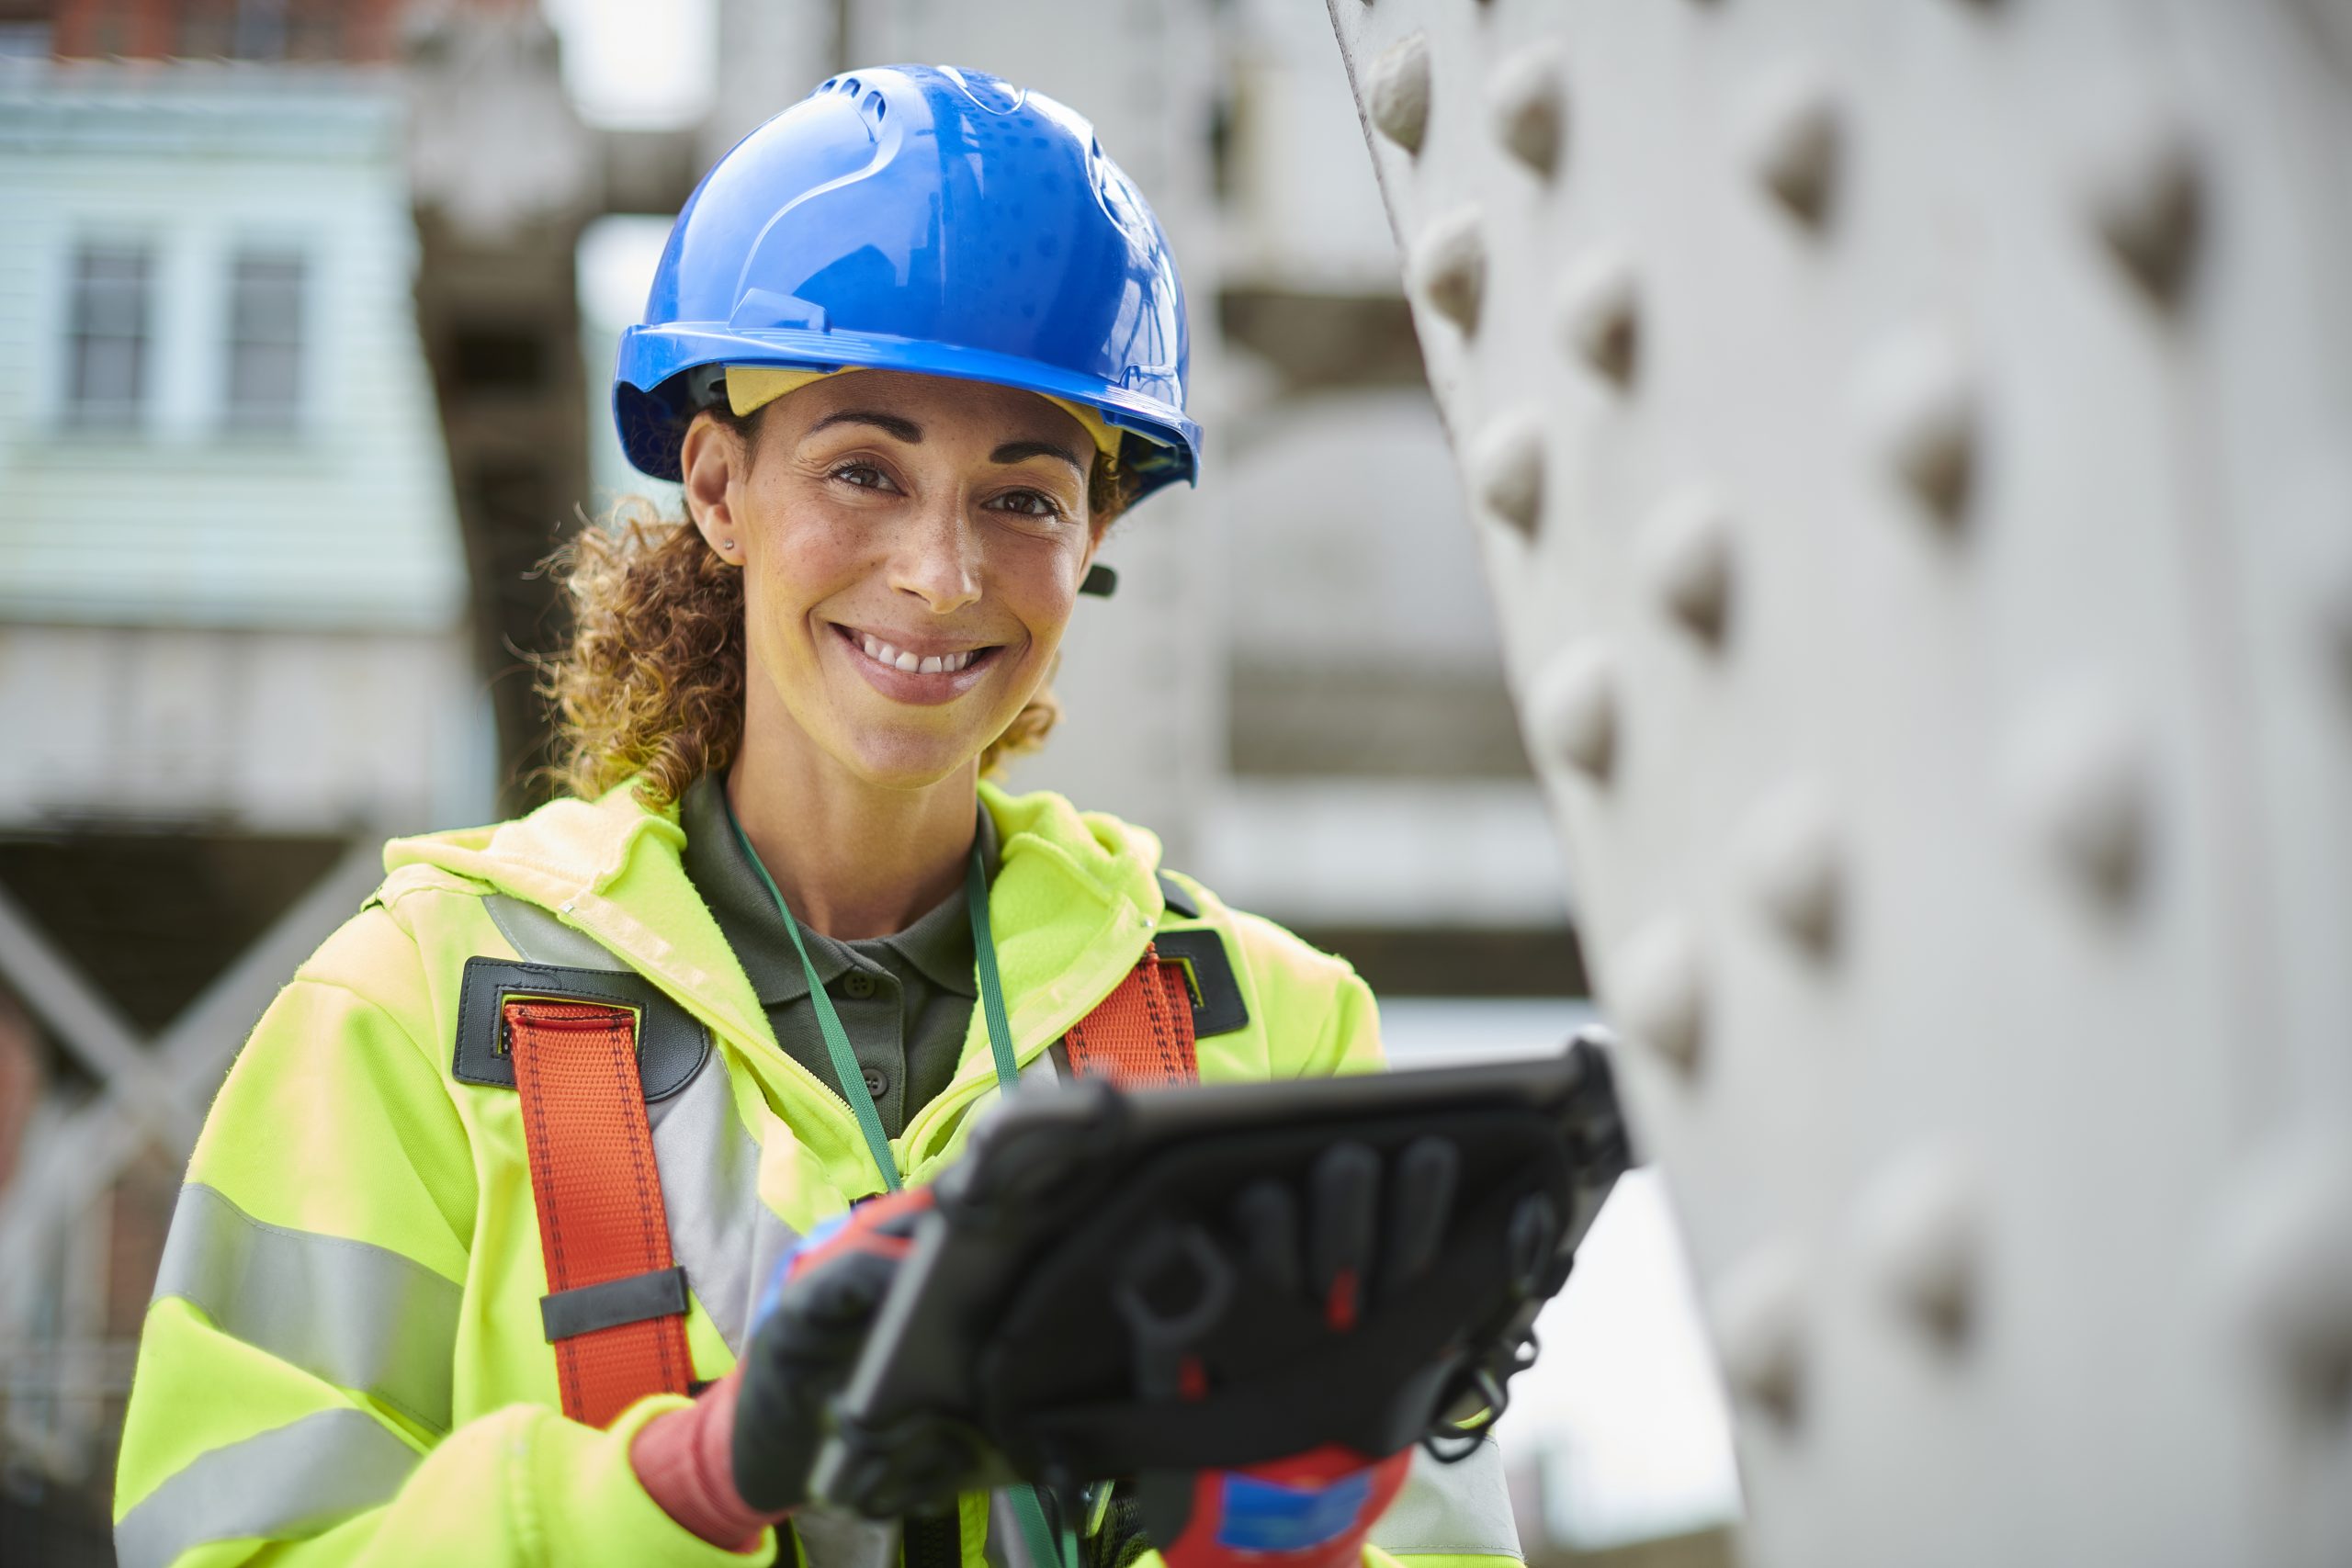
left=723, top=795, right=1069, bottom=1568
left=723, top=794, right=1025, bottom=1188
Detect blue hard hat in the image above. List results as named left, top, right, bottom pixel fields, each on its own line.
left=615, top=63, right=1201, bottom=502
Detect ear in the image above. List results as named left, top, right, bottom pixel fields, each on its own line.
left=681, top=412, right=749, bottom=565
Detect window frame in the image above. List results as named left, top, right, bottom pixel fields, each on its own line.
left=221, top=245, right=311, bottom=434
left=62, top=241, right=159, bottom=430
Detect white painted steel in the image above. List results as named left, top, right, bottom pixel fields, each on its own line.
left=1323, top=2, right=2352, bottom=1562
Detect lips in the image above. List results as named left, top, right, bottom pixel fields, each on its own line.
left=830, top=622, right=1005, bottom=705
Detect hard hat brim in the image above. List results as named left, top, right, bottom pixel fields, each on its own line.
left=615, top=322, right=1204, bottom=499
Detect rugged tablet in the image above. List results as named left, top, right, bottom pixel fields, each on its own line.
left=809, top=1032, right=1632, bottom=1517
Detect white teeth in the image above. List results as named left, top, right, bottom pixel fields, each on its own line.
left=853, top=631, right=983, bottom=674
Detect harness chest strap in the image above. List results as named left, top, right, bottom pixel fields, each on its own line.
left=504, top=998, right=695, bottom=1428
left=1063, top=942, right=1201, bottom=1089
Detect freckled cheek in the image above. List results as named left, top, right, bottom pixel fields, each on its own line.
left=748, top=513, right=877, bottom=635
left=1004, top=568, right=1084, bottom=663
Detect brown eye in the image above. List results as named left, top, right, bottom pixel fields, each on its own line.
left=992, top=489, right=1061, bottom=519
left=831, top=462, right=896, bottom=491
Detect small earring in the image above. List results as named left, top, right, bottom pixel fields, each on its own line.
left=721, top=539, right=736, bottom=552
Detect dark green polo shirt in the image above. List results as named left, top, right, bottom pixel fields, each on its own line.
left=677, top=773, right=993, bottom=1136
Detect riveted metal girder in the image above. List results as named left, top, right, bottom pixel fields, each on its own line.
left=1325, top=2, right=2352, bottom=1563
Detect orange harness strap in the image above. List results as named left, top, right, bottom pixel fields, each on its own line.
left=1063, top=941, right=1203, bottom=1088
left=504, top=998, right=695, bottom=1428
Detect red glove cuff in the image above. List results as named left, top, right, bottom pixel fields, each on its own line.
left=631, top=1365, right=788, bottom=1553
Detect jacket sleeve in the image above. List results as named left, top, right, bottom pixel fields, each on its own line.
left=112, top=907, right=769, bottom=1568
left=1363, top=1443, right=1525, bottom=1568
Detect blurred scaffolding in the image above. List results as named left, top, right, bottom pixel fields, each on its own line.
left=0, top=10, right=480, bottom=1560
left=0, top=2, right=1736, bottom=1560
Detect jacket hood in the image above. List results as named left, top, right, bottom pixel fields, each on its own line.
left=383, top=776, right=1166, bottom=919
left=381, top=776, right=1172, bottom=1153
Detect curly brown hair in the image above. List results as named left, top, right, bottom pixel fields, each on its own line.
left=543, top=412, right=1133, bottom=807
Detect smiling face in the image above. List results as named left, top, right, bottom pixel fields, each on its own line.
left=680, top=369, right=1106, bottom=791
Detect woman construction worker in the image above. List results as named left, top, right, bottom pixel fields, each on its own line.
left=113, top=65, right=1524, bottom=1568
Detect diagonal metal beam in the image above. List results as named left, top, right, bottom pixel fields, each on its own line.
left=0, top=831, right=390, bottom=1341
left=0, top=880, right=198, bottom=1150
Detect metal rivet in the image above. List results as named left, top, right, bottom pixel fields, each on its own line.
left=2219, top=1125, right=2352, bottom=1412
left=1739, top=779, right=1841, bottom=956
left=1860, top=325, right=1977, bottom=525
left=2086, top=116, right=2203, bottom=307
left=1413, top=208, right=1486, bottom=333
left=1858, top=1145, right=1981, bottom=1345
left=1557, top=246, right=1638, bottom=386
left=2007, top=682, right=2151, bottom=906
left=1639, top=486, right=1733, bottom=644
left=1610, top=916, right=1702, bottom=1070
left=1488, top=42, right=1566, bottom=177
left=1712, top=1240, right=1806, bottom=1422
left=1472, top=412, right=1545, bottom=535
left=1366, top=32, right=1431, bottom=154
left=1743, top=67, right=1839, bottom=228
left=1530, top=640, right=1618, bottom=784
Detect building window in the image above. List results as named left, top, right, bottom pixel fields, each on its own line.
left=224, top=250, right=307, bottom=429
left=63, top=243, right=153, bottom=427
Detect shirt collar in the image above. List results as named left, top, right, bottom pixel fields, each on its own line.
left=677, top=773, right=991, bottom=1006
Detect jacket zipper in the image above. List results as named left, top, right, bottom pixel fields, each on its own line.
left=899, top=940, right=1149, bottom=1163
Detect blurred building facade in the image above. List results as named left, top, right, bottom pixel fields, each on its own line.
left=0, top=41, right=482, bottom=1552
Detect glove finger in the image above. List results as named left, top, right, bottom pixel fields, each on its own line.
left=1379, top=1135, right=1458, bottom=1297
left=1307, top=1142, right=1380, bottom=1330
left=1232, top=1180, right=1303, bottom=1297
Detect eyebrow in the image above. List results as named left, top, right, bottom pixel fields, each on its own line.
left=806, top=411, right=1083, bottom=475
left=989, top=438, right=1086, bottom=474
left=808, top=409, right=923, bottom=443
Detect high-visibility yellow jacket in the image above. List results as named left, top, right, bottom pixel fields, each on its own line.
left=114, top=780, right=1523, bottom=1568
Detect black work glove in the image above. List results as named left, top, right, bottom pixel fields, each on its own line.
left=731, top=1184, right=933, bottom=1512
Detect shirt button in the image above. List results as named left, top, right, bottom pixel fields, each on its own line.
left=842, top=972, right=876, bottom=999
left=862, top=1066, right=889, bottom=1099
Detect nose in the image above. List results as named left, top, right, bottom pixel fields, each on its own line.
left=886, top=495, right=983, bottom=615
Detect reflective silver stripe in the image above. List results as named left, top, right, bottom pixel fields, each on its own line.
left=115, top=1407, right=421, bottom=1568
left=485, top=892, right=631, bottom=972
left=794, top=1506, right=903, bottom=1568
left=1370, top=1439, right=1524, bottom=1559
left=487, top=889, right=799, bottom=1354
left=650, top=1042, right=798, bottom=1353
left=153, top=1182, right=459, bottom=1435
